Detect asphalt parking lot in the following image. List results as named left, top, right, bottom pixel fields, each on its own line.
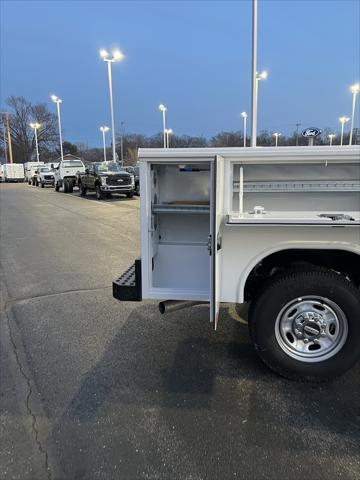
left=1, top=183, right=359, bottom=480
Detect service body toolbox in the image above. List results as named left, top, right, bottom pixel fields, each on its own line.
left=113, top=146, right=360, bottom=381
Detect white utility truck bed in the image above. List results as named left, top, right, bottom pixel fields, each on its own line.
left=113, top=146, right=360, bottom=381
left=3, top=163, right=24, bottom=182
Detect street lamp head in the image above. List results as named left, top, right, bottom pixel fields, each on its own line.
left=165, top=128, right=173, bottom=134
left=328, top=134, right=335, bottom=138
left=159, top=104, right=167, bottom=112
left=100, top=49, right=109, bottom=59
left=339, top=116, right=350, bottom=124
left=51, top=95, right=62, bottom=104
left=273, top=132, right=281, bottom=137
left=350, top=83, right=360, bottom=94
left=100, top=126, right=110, bottom=132
left=241, top=112, right=248, bottom=118
left=100, top=48, right=124, bottom=62
left=30, top=122, right=41, bottom=129
left=257, top=70, right=268, bottom=80
left=112, top=49, right=125, bottom=61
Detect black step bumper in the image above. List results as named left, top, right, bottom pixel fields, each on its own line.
left=113, top=259, right=142, bottom=301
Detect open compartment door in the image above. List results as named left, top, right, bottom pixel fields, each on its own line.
left=210, top=155, right=225, bottom=330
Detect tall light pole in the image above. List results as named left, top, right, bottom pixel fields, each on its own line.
left=165, top=128, right=173, bottom=148
left=273, top=132, right=281, bottom=147
left=295, top=122, right=302, bottom=146
left=120, top=121, right=125, bottom=165
left=1, top=112, right=9, bottom=162
left=251, top=0, right=267, bottom=147
left=251, top=0, right=258, bottom=147
left=349, top=83, right=360, bottom=145
left=159, top=104, right=167, bottom=148
left=100, top=49, right=124, bottom=162
left=30, top=122, right=41, bottom=162
left=328, top=134, right=335, bottom=146
left=251, top=70, right=268, bottom=147
left=100, top=126, right=109, bottom=162
left=339, top=116, right=349, bottom=146
left=2, top=121, right=7, bottom=163
left=241, top=112, right=248, bottom=147
left=51, top=95, right=64, bottom=161
left=1, top=112, right=14, bottom=163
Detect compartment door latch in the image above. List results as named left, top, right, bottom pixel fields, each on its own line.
left=207, top=235, right=212, bottom=255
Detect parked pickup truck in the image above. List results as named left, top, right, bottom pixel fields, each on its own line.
left=53, top=158, right=86, bottom=193
left=78, top=162, right=135, bottom=200
left=36, top=166, right=55, bottom=187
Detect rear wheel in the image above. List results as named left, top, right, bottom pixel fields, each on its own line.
left=68, top=181, right=73, bottom=193
left=55, top=182, right=60, bottom=192
left=249, top=269, right=360, bottom=382
left=63, top=179, right=69, bottom=193
left=126, top=192, right=134, bottom=198
left=28, top=179, right=31, bottom=185
left=41, top=182, right=45, bottom=188
left=135, top=184, right=140, bottom=195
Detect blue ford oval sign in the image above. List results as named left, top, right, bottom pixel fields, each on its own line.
left=302, top=127, right=322, bottom=138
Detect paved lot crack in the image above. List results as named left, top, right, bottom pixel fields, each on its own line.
left=8, top=285, right=112, bottom=306
left=4, top=305, right=53, bottom=480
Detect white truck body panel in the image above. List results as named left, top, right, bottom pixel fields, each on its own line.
left=3, top=163, right=25, bottom=181
left=138, top=146, right=360, bottom=312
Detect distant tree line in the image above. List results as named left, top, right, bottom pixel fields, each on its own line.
left=0, top=95, right=355, bottom=166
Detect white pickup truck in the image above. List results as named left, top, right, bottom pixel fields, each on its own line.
left=53, top=158, right=86, bottom=193
left=113, top=146, right=360, bottom=382
left=36, top=166, right=56, bottom=187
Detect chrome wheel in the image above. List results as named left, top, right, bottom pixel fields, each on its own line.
left=275, top=296, right=348, bottom=363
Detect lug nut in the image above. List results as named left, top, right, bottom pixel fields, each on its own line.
left=304, top=338, right=309, bottom=344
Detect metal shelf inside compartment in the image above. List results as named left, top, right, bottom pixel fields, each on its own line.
left=152, top=203, right=210, bottom=214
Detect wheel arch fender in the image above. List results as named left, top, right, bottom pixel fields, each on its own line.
left=240, top=242, right=360, bottom=303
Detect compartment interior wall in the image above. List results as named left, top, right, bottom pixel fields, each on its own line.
left=150, top=162, right=211, bottom=293
left=157, top=213, right=209, bottom=244
left=153, top=164, right=210, bottom=204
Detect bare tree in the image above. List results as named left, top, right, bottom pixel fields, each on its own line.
left=0, top=96, right=58, bottom=163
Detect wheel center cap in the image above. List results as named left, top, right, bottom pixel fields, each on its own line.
left=294, top=311, right=326, bottom=340
left=303, top=321, right=321, bottom=336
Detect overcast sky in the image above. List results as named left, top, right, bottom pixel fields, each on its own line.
left=1, top=0, right=359, bottom=146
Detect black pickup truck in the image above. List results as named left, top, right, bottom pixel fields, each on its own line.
left=78, top=162, right=135, bottom=200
